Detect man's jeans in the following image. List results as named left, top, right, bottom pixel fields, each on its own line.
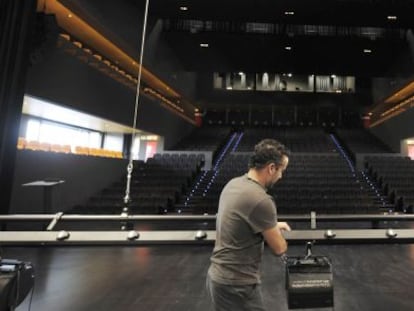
left=206, top=273, right=266, bottom=311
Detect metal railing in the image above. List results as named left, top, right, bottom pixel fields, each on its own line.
left=1, top=212, right=414, bottom=245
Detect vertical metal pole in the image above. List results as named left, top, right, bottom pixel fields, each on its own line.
left=122, top=0, right=151, bottom=230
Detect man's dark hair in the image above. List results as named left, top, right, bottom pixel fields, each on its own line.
left=248, top=139, right=290, bottom=169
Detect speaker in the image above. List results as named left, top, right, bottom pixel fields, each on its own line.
left=0, top=259, right=35, bottom=310
left=285, top=243, right=334, bottom=309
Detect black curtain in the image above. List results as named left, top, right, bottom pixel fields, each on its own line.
left=0, top=0, right=37, bottom=214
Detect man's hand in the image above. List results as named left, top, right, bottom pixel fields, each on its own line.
left=276, top=222, right=291, bottom=232
left=263, top=222, right=291, bottom=255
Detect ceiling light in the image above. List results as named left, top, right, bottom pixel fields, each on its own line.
left=200, top=43, right=209, bottom=48
left=180, top=6, right=188, bottom=11
left=363, top=49, right=372, bottom=53
left=331, top=75, right=336, bottom=78
left=68, top=14, right=73, bottom=18
left=387, top=15, right=397, bottom=20
left=285, top=46, right=292, bottom=50
left=284, top=11, right=295, bottom=15
left=287, top=73, right=292, bottom=77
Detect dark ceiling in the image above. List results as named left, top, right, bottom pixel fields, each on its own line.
left=149, top=0, right=414, bottom=28
left=62, top=0, right=414, bottom=77
left=147, top=0, right=414, bottom=76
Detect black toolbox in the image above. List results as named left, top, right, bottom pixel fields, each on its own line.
left=285, top=242, right=334, bottom=309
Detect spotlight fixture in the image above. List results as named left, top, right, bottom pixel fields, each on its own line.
left=386, top=228, right=398, bottom=238
left=195, top=230, right=207, bottom=240
left=179, top=6, right=188, bottom=11
left=127, top=230, right=140, bottom=241
left=56, top=230, right=70, bottom=241
left=324, top=229, right=336, bottom=239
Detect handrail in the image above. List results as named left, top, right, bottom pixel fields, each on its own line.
left=1, top=229, right=414, bottom=245
left=1, top=213, right=414, bottom=222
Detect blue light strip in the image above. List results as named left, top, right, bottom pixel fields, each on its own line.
left=330, top=134, right=355, bottom=174
left=231, top=132, right=244, bottom=152
left=204, top=132, right=241, bottom=197
left=361, top=170, right=388, bottom=208
left=330, top=134, right=387, bottom=208
left=184, top=132, right=239, bottom=205
left=184, top=170, right=208, bottom=207
left=213, top=132, right=237, bottom=170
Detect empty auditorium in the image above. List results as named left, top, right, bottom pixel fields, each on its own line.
left=2, top=0, right=414, bottom=310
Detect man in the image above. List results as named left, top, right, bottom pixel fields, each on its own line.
left=206, top=138, right=291, bottom=311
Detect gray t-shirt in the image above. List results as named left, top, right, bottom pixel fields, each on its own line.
left=208, top=174, right=277, bottom=285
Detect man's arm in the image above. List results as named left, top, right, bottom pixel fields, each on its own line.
left=262, top=222, right=291, bottom=255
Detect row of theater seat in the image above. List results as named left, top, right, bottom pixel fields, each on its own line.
left=170, top=126, right=232, bottom=151
left=68, top=154, right=204, bottom=214
left=17, top=137, right=123, bottom=158
left=336, top=129, right=392, bottom=154
left=67, top=126, right=396, bottom=215
left=183, top=152, right=379, bottom=215
left=235, top=128, right=336, bottom=153
left=148, top=153, right=205, bottom=171
left=171, top=126, right=390, bottom=215
left=18, top=137, right=71, bottom=153
left=365, top=156, right=414, bottom=212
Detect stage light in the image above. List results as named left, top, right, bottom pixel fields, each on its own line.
left=195, top=230, right=207, bottom=240
left=56, top=230, right=70, bottom=241
left=386, top=228, right=397, bottom=238
left=127, top=230, right=140, bottom=240
left=324, top=229, right=336, bottom=239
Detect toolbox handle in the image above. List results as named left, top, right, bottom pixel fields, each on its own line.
left=304, top=241, right=314, bottom=259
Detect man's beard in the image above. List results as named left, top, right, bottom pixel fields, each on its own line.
left=265, top=180, right=276, bottom=190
